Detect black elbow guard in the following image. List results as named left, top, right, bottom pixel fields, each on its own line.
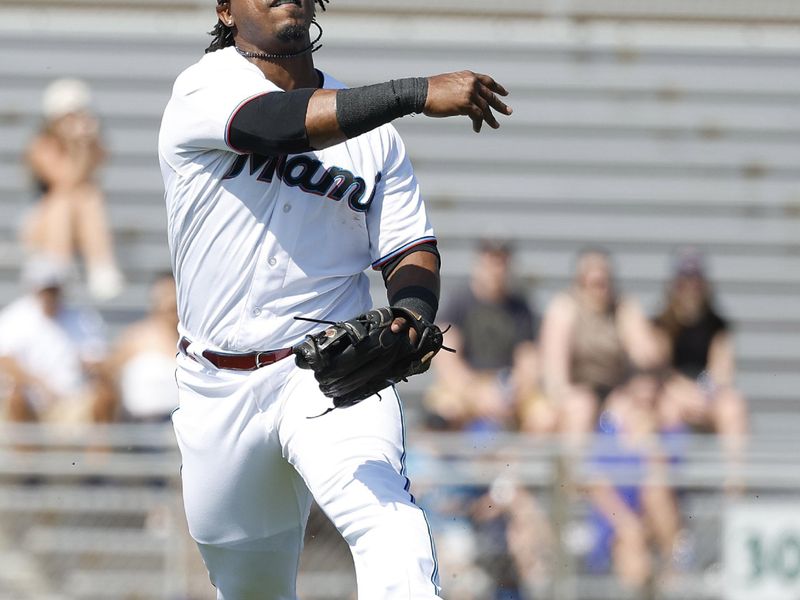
left=227, top=88, right=317, bottom=156
left=380, top=243, right=441, bottom=283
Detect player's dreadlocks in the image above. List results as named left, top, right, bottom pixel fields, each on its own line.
left=206, top=0, right=330, bottom=53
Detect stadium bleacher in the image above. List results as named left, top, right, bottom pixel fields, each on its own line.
left=1, top=1, right=797, bottom=417
left=1, top=3, right=799, bottom=599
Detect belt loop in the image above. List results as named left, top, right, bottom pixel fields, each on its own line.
left=186, top=341, right=217, bottom=371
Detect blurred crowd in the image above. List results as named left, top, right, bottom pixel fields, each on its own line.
left=0, top=79, right=749, bottom=600
left=417, top=241, right=748, bottom=599
left=0, top=79, right=178, bottom=427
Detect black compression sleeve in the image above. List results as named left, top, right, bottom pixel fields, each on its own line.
left=391, top=287, right=439, bottom=324
left=227, top=88, right=316, bottom=156
left=385, top=244, right=441, bottom=323
left=336, top=78, right=429, bottom=139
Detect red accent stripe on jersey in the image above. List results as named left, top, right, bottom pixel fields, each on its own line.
left=371, top=236, right=438, bottom=270
left=224, top=91, right=272, bottom=154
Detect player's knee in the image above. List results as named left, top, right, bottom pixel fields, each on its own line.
left=197, top=540, right=300, bottom=600
left=317, top=460, right=416, bottom=531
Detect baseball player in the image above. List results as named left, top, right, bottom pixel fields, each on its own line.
left=158, top=1, right=512, bottom=598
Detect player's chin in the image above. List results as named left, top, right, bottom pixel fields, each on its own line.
left=275, top=22, right=310, bottom=43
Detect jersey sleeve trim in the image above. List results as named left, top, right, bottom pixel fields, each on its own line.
left=224, top=91, right=271, bottom=154
left=371, top=236, right=438, bottom=271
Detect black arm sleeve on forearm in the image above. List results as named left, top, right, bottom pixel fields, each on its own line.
left=336, top=78, right=429, bottom=139
left=391, top=286, right=439, bottom=324
left=227, top=88, right=317, bottom=156
left=384, top=244, right=441, bottom=323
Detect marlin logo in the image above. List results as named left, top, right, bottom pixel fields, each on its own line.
left=224, top=153, right=381, bottom=212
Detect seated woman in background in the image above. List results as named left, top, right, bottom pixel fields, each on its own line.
left=22, top=78, right=124, bottom=301
left=105, top=273, right=179, bottom=423
left=540, top=248, right=661, bottom=440
left=652, top=249, right=748, bottom=451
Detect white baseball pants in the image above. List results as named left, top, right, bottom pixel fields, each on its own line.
left=172, top=352, right=441, bottom=600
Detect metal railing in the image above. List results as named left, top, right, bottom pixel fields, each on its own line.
left=1, top=423, right=799, bottom=599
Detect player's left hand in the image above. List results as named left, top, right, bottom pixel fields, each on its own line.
left=293, top=307, right=448, bottom=408
left=390, top=314, right=419, bottom=345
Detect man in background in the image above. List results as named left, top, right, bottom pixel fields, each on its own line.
left=0, top=258, right=109, bottom=423
left=427, top=239, right=550, bottom=433
left=424, top=240, right=552, bottom=599
left=106, top=272, right=179, bottom=423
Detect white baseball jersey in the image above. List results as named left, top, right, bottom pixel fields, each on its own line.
left=158, top=47, right=435, bottom=353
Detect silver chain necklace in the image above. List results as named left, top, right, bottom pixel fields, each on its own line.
left=234, top=21, right=323, bottom=61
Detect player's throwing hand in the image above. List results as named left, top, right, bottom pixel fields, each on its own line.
left=424, top=71, right=513, bottom=133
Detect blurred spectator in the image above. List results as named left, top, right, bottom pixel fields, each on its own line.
left=469, top=479, right=554, bottom=599
left=423, top=240, right=553, bottom=598
left=106, top=273, right=179, bottom=422
left=426, top=240, right=553, bottom=433
left=0, top=257, right=112, bottom=423
left=22, top=78, right=124, bottom=301
left=540, top=248, right=660, bottom=439
left=585, top=370, right=681, bottom=590
left=653, top=249, right=748, bottom=450
left=409, top=443, right=551, bottom=600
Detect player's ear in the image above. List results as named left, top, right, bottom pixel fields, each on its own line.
left=216, top=1, right=234, bottom=28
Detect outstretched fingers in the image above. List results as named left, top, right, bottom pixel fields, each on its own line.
left=469, top=74, right=512, bottom=131
left=479, top=85, right=513, bottom=117
left=476, top=73, right=513, bottom=117
left=476, top=73, right=509, bottom=96
left=423, top=70, right=512, bottom=132
left=474, top=95, right=500, bottom=130
left=468, top=106, right=484, bottom=133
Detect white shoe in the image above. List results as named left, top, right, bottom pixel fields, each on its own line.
left=88, top=264, right=125, bottom=300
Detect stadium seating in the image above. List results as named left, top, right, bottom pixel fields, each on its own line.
left=0, top=3, right=798, bottom=410
left=1, top=3, right=799, bottom=598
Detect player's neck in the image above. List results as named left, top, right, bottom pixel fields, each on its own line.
left=252, top=54, right=320, bottom=91
left=234, top=28, right=322, bottom=91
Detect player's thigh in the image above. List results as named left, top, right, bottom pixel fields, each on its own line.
left=277, top=368, right=409, bottom=516
left=277, top=368, right=440, bottom=597
left=173, top=356, right=311, bottom=546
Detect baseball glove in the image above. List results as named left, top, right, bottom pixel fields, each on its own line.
left=293, top=306, right=449, bottom=409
